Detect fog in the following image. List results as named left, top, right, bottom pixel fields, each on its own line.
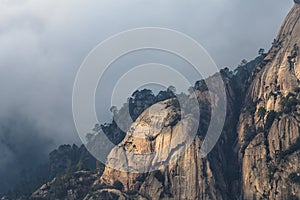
left=0, top=0, right=294, bottom=193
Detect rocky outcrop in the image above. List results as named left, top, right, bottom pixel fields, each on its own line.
left=98, top=97, right=228, bottom=199
left=88, top=64, right=250, bottom=200
left=31, top=171, right=100, bottom=200
left=237, top=4, right=300, bottom=200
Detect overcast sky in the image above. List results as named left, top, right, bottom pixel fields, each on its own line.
left=0, top=0, right=295, bottom=191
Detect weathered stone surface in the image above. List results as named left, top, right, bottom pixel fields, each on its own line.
left=99, top=98, right=228, bottom=199
left=96, top=69, right=242, bottom=200
left=237, top=4, right=300, bottom=200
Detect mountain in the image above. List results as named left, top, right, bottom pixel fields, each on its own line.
left=237, top=3, right=300, bottom=199
left=2, top=2, right=300, bottom=200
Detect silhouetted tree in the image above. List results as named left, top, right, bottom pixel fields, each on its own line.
left=239, top=59, right=248, bottom=66
left=257, top=107, right=266, bottom=123
left=167, top=85, right=176, bottom=94
left=76, top=160, right=84, bottom=171
left=258, top=48, right=265, bottom=55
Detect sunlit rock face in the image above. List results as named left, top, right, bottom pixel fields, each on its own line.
left=99, top=98, right=229, bottom=199
left=237, top=4, right=300, bottom=200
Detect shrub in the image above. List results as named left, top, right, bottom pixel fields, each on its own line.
left=244, top=124, right=256, bottom=142
left=265, top=110, right=277, bottom=130
left=153, top=170, right=165, bottom=183
left=145, top=134, right=155, bottom=141
left=113, top=180, right=124, bottom=190
left=257, top=126, right=264, bottom=133
left=194, top=80, right=208, bottom=92
left=294, top=87, right=300, bottom=93
left=257, top=107, right=266, bottom=119
left=49, top=177, right=67, bottom=198
left=127, top=190, right=138, bottom=195
left=287, top=194, right=299, bottom=200
left=268, top=163, right=278, bottom=180
left=245, top=100, right=257, bottom=114
left=76, top=160, right=84, bottom=171
left=278, top=138, right=300, bottom=160
left=281, top=93, right=299, bottom=114
left=289, top=173, right=300, bottom=184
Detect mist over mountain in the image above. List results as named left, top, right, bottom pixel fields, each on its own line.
left=0, top=1, right=298, bottom=199
left=0, top=111, right=54, bottom=193
left=10, top=2, right=300, bottom=200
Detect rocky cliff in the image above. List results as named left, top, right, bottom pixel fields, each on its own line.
left=98, top=97, right=226, bottom=200
left=237, top=3, right=300, bottom=200
left=81, top=61, right=258, bottom=200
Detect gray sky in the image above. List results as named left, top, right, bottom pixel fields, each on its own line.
left=0, top=0, right=295, bottom=191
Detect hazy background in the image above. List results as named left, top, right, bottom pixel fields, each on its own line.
left=0, top=0, right=294, bottom=193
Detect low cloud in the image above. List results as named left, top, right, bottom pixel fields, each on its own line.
left=0, top=0, right=294, bottom=192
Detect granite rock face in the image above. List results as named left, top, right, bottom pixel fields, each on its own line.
left=98, top=98, right=228, bottom=200
left=237, top=4, right=300, bottom=200
left=88, top=66, right=251, bottom=199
